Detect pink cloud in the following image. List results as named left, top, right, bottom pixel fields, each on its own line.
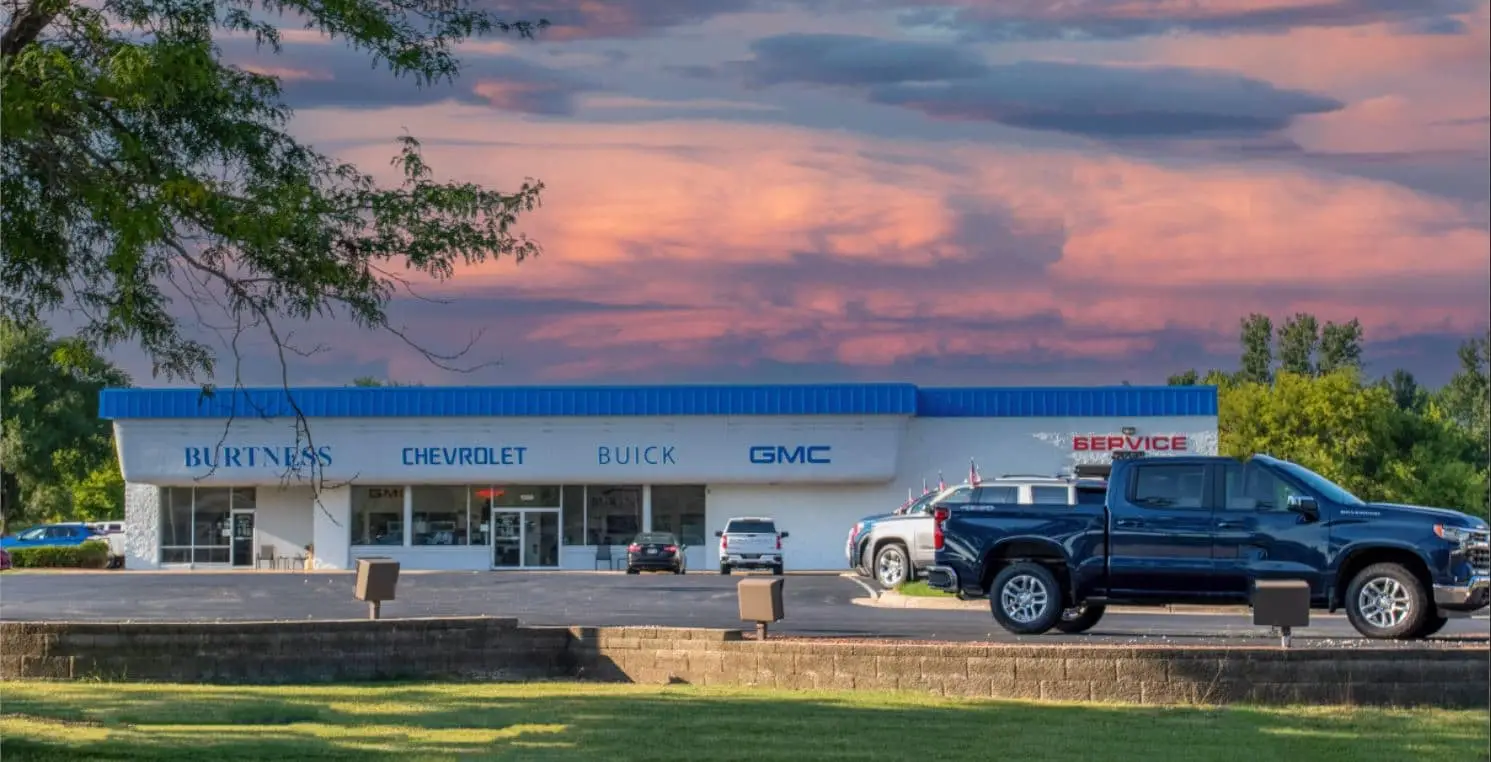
left=286, top=104, right=1486, bottom=379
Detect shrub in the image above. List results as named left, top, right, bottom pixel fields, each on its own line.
left=8, top=540, right=111, bottom=569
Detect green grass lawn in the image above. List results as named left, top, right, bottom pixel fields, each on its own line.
left=2, top=681, right=1486, bottom=761
left=896, top=580, right=953, bottom=597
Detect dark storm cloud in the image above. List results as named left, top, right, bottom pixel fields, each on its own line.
left=731, top=35, right=1343, bottom=138
left=737, top=33, right=987, bottom=85
left=219, top=37, right=596, bottom=115
left=869, top=62, right=1344, bottom=138
left=482, top=0, right=761, bottom=40
left=898, top=0, right=1482, bottom=42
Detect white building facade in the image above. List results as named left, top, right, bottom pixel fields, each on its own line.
left=104, top=383, right=1219, bottom=572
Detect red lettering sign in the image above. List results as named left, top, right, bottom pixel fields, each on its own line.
left=1071, top=434, right=1189, bottom=452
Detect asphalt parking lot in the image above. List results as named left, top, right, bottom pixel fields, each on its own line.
left=2, top=571, right=1487, bottom=647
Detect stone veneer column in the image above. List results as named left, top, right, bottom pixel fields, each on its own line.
left=123, top=483, right=161, bottom=569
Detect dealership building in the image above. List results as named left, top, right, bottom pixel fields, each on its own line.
left=103, top=383, right=1219, bottom=572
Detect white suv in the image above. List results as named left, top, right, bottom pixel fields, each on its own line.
left=716, top=517, right=788, bottom=575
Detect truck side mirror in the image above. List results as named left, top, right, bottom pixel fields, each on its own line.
left=780, top=532, right=790, bottom=539
left=1286, top=495, right=1319, bottom=517
left=714, top=530, right=723, bottom=538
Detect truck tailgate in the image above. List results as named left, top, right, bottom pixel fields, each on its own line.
left=724, top=533, right=776, bottom=554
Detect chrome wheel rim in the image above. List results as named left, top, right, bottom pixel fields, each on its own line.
left=1358, top=577, right=1412, bottom=629
left=877, top=551, right=905, bottom=587
left=1001, top=574, right=1050, bottom=624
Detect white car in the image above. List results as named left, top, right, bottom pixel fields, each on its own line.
left=716, top=516, right=788, bottom=575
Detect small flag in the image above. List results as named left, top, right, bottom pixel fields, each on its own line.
left=907, top=487, right=914, bottom=501
left=922, top=477, right=929, bottom=495
left=969, top=458, right=982, bottom=487
left=937, top=471, right=946, bottom=491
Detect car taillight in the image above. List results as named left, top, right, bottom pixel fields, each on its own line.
left=722, top=535, right=728, bottom=549
left=627, top=543, right=641, bottom=553
left=933, top=506, right=950, bottom=551
left=776, top=534, right=782, bottom=549
left=664, top=545, right=678, bottom=553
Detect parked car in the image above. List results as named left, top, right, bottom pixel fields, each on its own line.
left=846, top=490, right=943, bottom=577
left=928, top=454, right=1491, bottom=640
left=716, top=517, right=788, bottom=575
left=0, top=522, right=125, bottom=568
left=625, top=532, right=687, bottom=575
left=853, top=476, right=1107, bottom=589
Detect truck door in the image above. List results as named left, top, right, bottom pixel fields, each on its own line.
left=1107, top=461, right=1218, bottom=599
left=1211, top=460, right=1330, bottom=602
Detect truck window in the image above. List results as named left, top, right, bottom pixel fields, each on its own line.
left=724, top=520, right=777, bottom=534
left=1130, top=464, right=1206, bottom=508
left=973, top=486, right=1018, bottom=503
left=939, top=486, right=975, bottom=505
left=1223, top=462, right=1304, bottom=511
left=1029, top=486, right=1069, bottom=505
left=1075, top=486, right=1106, bottom=505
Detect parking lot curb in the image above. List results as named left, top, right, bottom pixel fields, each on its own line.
left=860, top=590, right=1267, bottom=616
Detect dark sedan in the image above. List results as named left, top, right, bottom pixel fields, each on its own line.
left=625, top=533, right=686, bottom=575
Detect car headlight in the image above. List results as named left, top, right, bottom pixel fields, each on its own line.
left=1434, top=524, right=1474, bottom=545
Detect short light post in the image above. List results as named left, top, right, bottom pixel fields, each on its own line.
left=1252, top=579, right=1310, bottom=648
left=738, top=577, right=785, bottom=640
left=354, top=557, right=401, bottom=620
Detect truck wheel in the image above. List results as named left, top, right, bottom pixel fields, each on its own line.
left=874, top=544, right=911, bottom=589
left=989, top=562, right=1063, bottom=635
left=1344, top=563, right=1429, bottom=639
left=1053, top=603, right=1107, bottom=635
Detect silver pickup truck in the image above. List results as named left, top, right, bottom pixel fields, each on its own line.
left=850, top=476, right=1106, bottom=589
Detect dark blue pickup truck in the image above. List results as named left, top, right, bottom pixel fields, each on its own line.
left=925, top=454, right=1490, bottom=639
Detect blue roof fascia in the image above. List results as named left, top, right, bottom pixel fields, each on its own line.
left=100, top=383, right=1218, bottom=420
left=914, top=386, right=1217, bottom=418
left=99, top=383, right=920, bottom=420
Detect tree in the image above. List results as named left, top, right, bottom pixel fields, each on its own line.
left=1317, top=319, right=1364, bottom=374
left=0, top=318, right=130, bottom=531
left=1382, top=369, right=1426, bottom=412
left=1219, top=369, right=1396, bottom=498
left=1277, top=312, right=1319, bottom=375
left=2, top=1, right=548, bottom=385
left=1238, top=313, right=1274, bottom=384
left=1439, top=331, right=1489, bottom=445
left=1166, top=370, right=1200, bottom=386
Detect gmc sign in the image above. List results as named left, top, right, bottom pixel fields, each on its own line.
left=1073, top=434, right=1189, bottom=452
left=749, top=445, right=833, bottom=464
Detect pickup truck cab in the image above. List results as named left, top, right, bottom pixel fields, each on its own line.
left=851, top=477, right=1107, bottom=589
left=927, top=454, right=1490, bottom=639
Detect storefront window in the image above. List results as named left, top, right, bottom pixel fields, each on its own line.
left=161, top=487, right=194, bottom=563
left=561, top=486, right=585, bottom=545
left=158, top=486, right=244, bottom=565
left=351, top=486, right=405, bottom=545
left=586, top=485, right=641, bottom=546
left=411, top=486, right=469, bottom=546
left=651, top=485, right=707, bottom=546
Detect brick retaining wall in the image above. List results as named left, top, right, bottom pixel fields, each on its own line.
left=2, top=619, right=1485, bottom=707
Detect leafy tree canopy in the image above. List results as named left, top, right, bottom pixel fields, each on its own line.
left=2, top=0, right=547, bottom=383
left=0, top=317, right=130, bottom=530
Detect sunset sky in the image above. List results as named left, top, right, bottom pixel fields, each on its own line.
left=90, top=1, right=1491, bottom=387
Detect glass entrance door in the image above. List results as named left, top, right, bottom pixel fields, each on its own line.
left=524, top=511, right=560, bottom=568
left=230, top=511, right=255, bottom=567
left=491, top=509, right=560, bottom=568
left=492, top=510, right=522, bottom=567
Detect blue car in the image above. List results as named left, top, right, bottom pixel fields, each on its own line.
left=0, top=523, right=100, bottom=550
